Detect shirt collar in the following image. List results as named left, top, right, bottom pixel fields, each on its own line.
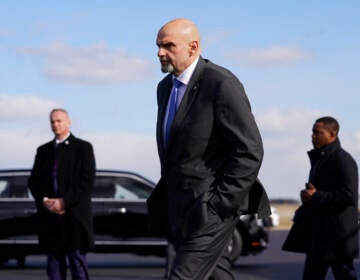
left=173, top=56, right=199, bottom=86
left=55, top=133, right=71, bottom=145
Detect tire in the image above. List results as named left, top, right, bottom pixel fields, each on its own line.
left=227, top=228, right=243, bottom=264
left=16, top=256, right=26, bottom=267
left=0, top=256, right=9, bottom=267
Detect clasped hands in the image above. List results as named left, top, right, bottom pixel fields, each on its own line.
left=43, top=197, right=66, bottom=215
left=300, top=182, right=316, bottom=203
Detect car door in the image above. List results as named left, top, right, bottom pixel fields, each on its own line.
left=0, top=173, right=37, bottom=239
left=93, top=173, right=153, bottom=240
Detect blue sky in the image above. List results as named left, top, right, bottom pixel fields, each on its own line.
left=1, top=1, right=359, bottom=199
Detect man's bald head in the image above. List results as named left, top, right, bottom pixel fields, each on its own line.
left=156, top=18, right=201, bottom=76
left=159, top=18, right=200, bottom=44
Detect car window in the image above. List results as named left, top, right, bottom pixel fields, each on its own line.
left=114, top=177, right=152, bottom=199
left=93, top=175, right=153, bottom=200
left=0, top=180, right=8, bottom=197
left=114, top=184, right=138, bottom=200
left=0, top=176, right=29, bottom=198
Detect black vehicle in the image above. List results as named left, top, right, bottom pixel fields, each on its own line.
left=0, top=169, right=269, bottom=266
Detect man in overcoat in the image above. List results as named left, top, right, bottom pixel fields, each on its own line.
left=299, top=116, right=358, bottom=279
left=29, top=108, right=95, bottom=280
left=147, top=18, right=271, bottom=279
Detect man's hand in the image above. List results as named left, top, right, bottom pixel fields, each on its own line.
left=300, top=182, right=317, bottom=203
left=43, top=197, right=66, bottom=215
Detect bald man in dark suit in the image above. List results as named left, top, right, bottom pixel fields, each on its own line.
left=147, top=18, right=271, bottom=280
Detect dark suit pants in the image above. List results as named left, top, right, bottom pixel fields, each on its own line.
left=169, top=207, right=238, bottom=280
left=47, top=250, right=89, bottom=280
left=303, top=255, right=357, bottom=280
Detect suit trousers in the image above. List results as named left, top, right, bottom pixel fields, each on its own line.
left=169, top=206, right=238, bottom=280
left=303, top=255, right=357, bottom=280
left=47, top=250, right=89, bottom=280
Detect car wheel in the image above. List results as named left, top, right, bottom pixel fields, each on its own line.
left=0, top=256, right=9, bottom=266
left=16, top=256, right=26, bottom=267
left=227, top=228, right=243, bottom=264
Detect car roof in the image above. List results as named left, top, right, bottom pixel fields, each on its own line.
left=0, top=169, right=156, bottom=186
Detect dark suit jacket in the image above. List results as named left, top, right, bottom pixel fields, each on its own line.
left=28, top=134, right=96, bottom=252
left=147, top=57, right=271, bottom=238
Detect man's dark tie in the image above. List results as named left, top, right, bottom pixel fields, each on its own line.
left=164, top=78, right=182, bottom=147
left=52, top=143, right=60, bottom=195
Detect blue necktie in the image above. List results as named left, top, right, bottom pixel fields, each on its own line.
left=165, top=78, right=182, bottom=147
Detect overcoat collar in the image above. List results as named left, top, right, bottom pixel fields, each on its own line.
left=53, top=133, right=75, bottom=148
left=308, top=138, right=341, bottom=162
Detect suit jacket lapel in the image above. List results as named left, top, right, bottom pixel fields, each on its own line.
left=157, top=78, right=173, bottom=160
left=57, top=134, right=75, bottom=174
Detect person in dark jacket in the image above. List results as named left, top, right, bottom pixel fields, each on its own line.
left=147, top=18, right=270, bottom=280
left=29, top=108, right=95, bottom=280
left=299, top=116, right=358, bottom=279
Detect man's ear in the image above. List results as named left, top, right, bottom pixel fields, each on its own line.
left=329, top=129, right=337, bottom=139
left=189, top=41, right=199, bottom=54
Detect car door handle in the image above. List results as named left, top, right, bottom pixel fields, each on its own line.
left=24, top=209, right=37, bottom=214
left=108, top=207, right=127, bottom=214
